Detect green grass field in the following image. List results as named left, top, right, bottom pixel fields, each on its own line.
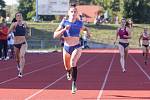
left=28, top=22, right=150, bottom=49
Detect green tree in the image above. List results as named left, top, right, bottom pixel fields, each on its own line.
left=91, top=0, right=101, bottom=5
left=0, top=0, right=5, bottom=9
left=124, top=0, right=150, bottom=23
left=0, top=0, right=6, bottom=18
left=111, top=0, right=120, bottom=12
left=18, top=0, right=35, bottom=20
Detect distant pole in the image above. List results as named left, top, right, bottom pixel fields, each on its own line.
left=36, top=0, right=38, bottom=21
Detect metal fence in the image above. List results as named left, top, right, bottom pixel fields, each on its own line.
left=27, top=39, right=61, bottom=49
left=27, top=39, right=114, bottom=50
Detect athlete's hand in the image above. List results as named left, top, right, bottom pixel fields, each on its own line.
left=61, top=25, right=70, bottom=35
left=64, top=25, right=70, bottom=30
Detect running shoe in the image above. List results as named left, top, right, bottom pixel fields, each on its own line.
left=143, top=52, right=145, bottom=56
left=71, top=81, right=77, bottom=94
left=122, top=68, right=126, bottom=73
left=144, top=61, right=147, bottom=65
left=4, top=57, right=9, bottom=61
left=18, top=72, right=23, bottom=78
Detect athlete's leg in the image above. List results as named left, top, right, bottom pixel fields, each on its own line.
left=142, top=45, right=146, bottom=56
left=63, top=48, right=71, bottom=70
left=3, top=40, right=8, bottom=59
left=70, top=47, right=82, bottom=80
left=0, top=41, right=3, bottom=59
left=70, top=47, right=82, bottom=68
left=142, top=46, right=147, bottom=64
left=70, top=47, right=82, bottom=93
left=124, top=46, right=129, bottom=68
left=18, top=43, right=27, bottom=77
left=145, top=47, right=149, bottom=64
left=14, top=46, right=20, bottom=70
left=63, top=48, right=72, bottom=80
left=118, top=44, right=125, bottom=72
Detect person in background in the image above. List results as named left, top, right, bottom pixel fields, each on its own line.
left=82, top=30, right=90, bottom=49
left=114, top=18, right=132, bottom=72
left=127, top=19, right=133, bottom=29
left=139, top=27, right=150, bottom=65
left=7, top=12, right=30, bottom=78
left=0, top=22, right=9, bottom=60
left=7, top=31, right=15, bottom=59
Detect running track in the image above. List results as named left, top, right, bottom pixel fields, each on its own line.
left=0, top=49, right=150, bottom=100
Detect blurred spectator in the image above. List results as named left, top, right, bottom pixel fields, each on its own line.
left=82, top=31, right=90, bottom=49
left=114, top=15, right=119, bottom=25
left=0, top=16, right=4, bottom=23
left=7, top=32, right=14, bottom=59
left=7, top=18, right=17, bottom=59
left=0, top=23, right=9, bottom=60
left=6, top=16, right=10, bottom=23
left=126, top=18, right=133, bottom=29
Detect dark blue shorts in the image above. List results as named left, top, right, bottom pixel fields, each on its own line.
left=64, top=44, right=81, bottom=55
left=14, top=42, right=26, bottom=49
left=142, top=44, right=149, bottom=48
left=119, top=42, right=129, bottom=49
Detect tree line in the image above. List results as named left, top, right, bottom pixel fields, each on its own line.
left=0, top=0, right=150, bottom=23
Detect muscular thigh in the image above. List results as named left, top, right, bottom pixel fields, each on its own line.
left=118, top=44, right=125, bottom=56
left=70, top=48, right=82, bottom=66
left=20, top=43, right=27, bottom=56
left=63, top=48, right=71, bottom=67
left=14, top=46, right=20, bottom=55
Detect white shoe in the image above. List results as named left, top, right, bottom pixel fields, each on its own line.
left=4, top=57, right=9, bottom=61
left=18, top=72, right=23, bottom=78
left=0, top=58, right=2, bottom=60
left=122, top=68, right=126, bottom=73
left=71, top=81, right=77, bottom=94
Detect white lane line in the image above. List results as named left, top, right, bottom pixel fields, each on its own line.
left=0, top=61, right=62, bottom=85
left=25, top=56, right=97, bottom=100
left=129, top=54, right=150, bottom=80
left=0, top=57, right=51, bottom=72
left=97, top=54, right=115, bottom=100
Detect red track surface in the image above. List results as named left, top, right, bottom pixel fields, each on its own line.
left=0, top=49, right=150, bottom=100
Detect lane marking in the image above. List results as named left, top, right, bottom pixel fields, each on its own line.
left=129, top=54, right=150, bottom=80
left=0, top=57, right=53, bottom=72
left=0, top=61, right=62, bottom=85
left=97, top=54, right=115, bottom=100
left=25, top=56, right=97, bottom=100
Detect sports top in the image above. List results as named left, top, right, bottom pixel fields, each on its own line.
left=14, top=24, right=26, bottom=36
left=60, top=19, right=83, bottom=37
left=118, top=27, right=128, bottom=39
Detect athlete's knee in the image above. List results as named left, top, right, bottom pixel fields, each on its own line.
left=70, top=60, right=76, bottom=67
left=120, top=53, right=124, bottom=57
left=20, top=54, right=25, bottom=59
